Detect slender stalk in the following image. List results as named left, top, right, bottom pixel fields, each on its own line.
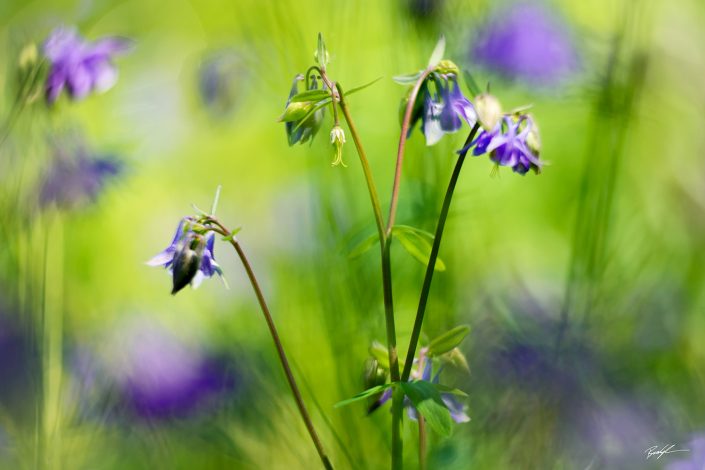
left=386, top=67, right=433, bottom=236
left=418, top=415, right=427, bottom=470
left=334, top=82, right=403, bottom=469
left=208, top=220, right=333, bottom=470
left=401, top=124, right=480, bottom=381
left=333, top=83, right=385, bottom=242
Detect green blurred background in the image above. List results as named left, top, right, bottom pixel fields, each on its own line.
left=1, top=0, right=705, bottom=468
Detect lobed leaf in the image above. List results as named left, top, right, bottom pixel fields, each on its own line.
left=392, top=226, right=446, bottom=271
left=400, top=381, right=452, bottom=436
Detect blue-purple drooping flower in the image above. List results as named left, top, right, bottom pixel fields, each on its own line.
left=411, top=74, right=477, bottom=146
left=374, top=347, right=470, bottom=424
left=463, top=114, right=542, bottom=175
left=471, top=2, right=580, bottom=86
left=43, top=26, right=132, bottom=104
left=147, top=218, right=223, bottom=294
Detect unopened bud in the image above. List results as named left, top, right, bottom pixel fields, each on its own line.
left=435, top=59, right=460, bottom=76
left=363, top=358, right=387, bottom=389
left=18, top=43, right=38, bottom=70
left=279, top=101, right=313, bottom=122
left=171, top=234, right=206, bottom=295
left=474, top=93, right=503, bottom=130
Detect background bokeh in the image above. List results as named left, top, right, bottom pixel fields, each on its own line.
left=1, top=0, right=705, bottom=468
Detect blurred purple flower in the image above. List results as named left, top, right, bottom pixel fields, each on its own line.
left=667, top=435, right=705, bottom=470
left=110, top=320, right=235, bottom=420
left=412, top=75, right=477, bottom=146
left=406, top=0, right=444, bottom=19
left=147, top=218, right=223, bottom=294
left=464, top=114, right=541, bottom=174
left=43, top=26, right=132, bottom=104
left=471, top=2, right=579, bottom=85
left=40, top=150, right=121, bottom=209
left=198, top=50, right=246, bottom=118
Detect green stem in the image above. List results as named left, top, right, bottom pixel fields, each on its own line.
left=209, top=220, right=333, bottom=470
left=334, top=82, right=402, bottom=469
left=386, top=67, right=433, bottom=236
left=418, top=415, right=427, bottom=470
left=335, top=84, right=386, bottom=242
left=401, top=124, right=480, bottom=382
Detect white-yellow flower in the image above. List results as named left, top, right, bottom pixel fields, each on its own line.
left=330, top=125, right=347, bottom=167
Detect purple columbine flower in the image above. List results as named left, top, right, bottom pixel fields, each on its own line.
left=463, top=114, right=541, bottom=175
left=413, top=75, right=477, bottom=146
left=471, top=2, right=580, bottom=86
left=375, top=348, right=470, bottom=424
left=147, top=218, right=223, bottom=294
left=43, top=26, right=132, bottom=104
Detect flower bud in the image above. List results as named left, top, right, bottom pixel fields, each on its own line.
left=435, top=59, right=460, bottom=76
left=474, top=93, right=503, bottom=130
left=363, top=358, right=387, bottom=390
left=18, top=43, right=38, bottom=70
left=330, top=125, right=346, bottom=167
left=171, top=233, right=206, bottom=295
left=279, top=101, right=313, bottom=122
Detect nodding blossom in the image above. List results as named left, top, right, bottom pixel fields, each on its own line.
left=43, top=26, right=132, bottom=104
left=463, top=114, right=542, bottom=175
left=409, top=70, right=477, bottom=146
left=374, top=347, right=470, bottom=424
left=147, top=218, right=223, bottom=295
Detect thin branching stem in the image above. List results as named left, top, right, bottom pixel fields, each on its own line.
left=205, top=218, right=334, bottom=470
left=401, top=124, right=480, bottom=382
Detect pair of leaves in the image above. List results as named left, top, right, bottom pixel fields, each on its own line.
left=281, top=77, right=382, bottom=131
left=348, top=225, right=446, bottom=272
left=335, top=380, right=466, bottom=437
left=391, top=36, right=446, bottom=85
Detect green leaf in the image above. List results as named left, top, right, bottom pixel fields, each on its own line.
left=290, top=89, right=331, bottom=103
left=401, top=381, right=452, bottom=436
left=433, top=383, right=468, bottom=398
left=221, top=227, right=241, bottom=242
left=427, top=35, right=446, bottom=68
left=427, top=325, right=471, bottom=357
left=349, top=232, right=380, bottom=259
left=392, top=226, right=446, bottom=272
left=345, top=76, right=383, bottom=96
left=462, top=69, right=482, bottom=97
left=392, top=71, right=422, bottom=85
left=210, top=185, right=222, bottom=216
left=334, top=383, right=393, bottom=408
left=393, top=224, right=435, bottom=240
